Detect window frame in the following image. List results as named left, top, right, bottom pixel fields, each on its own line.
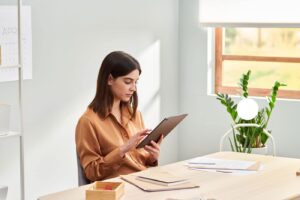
left=215, top=27, right=300, bottom=99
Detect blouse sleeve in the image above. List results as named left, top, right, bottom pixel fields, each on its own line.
left=75, top=116, right=125, bottom=181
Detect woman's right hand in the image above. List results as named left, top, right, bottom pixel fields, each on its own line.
left=120, top=129, right=150, bottom=157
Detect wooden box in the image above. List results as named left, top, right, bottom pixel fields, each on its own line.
left=86, top=181, right=124, bottom=200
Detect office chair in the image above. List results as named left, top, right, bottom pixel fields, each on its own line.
left=76, top=153, right=90, bottom=186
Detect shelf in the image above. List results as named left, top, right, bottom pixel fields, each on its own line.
left=0, top=2, right=25, bottom=200
left=0, top=131, right=21, bottom=139
left=0, top=65, right=21, bottom=69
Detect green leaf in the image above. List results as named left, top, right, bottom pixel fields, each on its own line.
left=238, top=70, right=251, bottom=98
left=261, top=131, right=269, bottom=145
left=216, top=92, right=238, bottom=122
left=229, top=138, right=235, bottom=152
left=272, top=94, right=276, bottom=102
left=232, top=126, right=242, bottom=152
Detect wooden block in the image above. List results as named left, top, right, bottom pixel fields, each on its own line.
left=86, top=181, right=124, bottom=200
left=296, top=169, right=300, bottom=176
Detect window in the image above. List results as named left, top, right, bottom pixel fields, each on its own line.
left=215, top=27, right=300, bottom=99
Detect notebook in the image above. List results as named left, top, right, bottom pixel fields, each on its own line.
left=135, top=176, right=189, bottom=186
left=121, top=174, right=199, bottom=192
left=121, top=170, right=199, bottom=192
left=136, top=171, right=189, bottom=186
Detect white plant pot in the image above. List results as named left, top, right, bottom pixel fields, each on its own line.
left=251, top=146, right=268, bottom=155
left=0, top=185, right=8, bottom=200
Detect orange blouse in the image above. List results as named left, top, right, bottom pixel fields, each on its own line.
left=75, top=107, right=157, bottom=181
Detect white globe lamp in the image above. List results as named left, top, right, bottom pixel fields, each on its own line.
left=237, top=98, right=259, bottom=120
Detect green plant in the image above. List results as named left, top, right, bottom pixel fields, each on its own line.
left=216, top=70, right=286, bottom=153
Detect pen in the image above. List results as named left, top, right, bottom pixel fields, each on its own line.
left=188, top=162, right=216, bottom=165
left=216, top=170, right=232, bottom=173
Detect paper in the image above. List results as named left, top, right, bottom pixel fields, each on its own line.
left=0, top=6, right=32, bottom=82
left=136, top=170, right=187, bottom=183
left=134, top=169, right=189, bottom=186
left=121, top=174, right=199, bottom=192
left=136, top=176, right=189, bottom=186
left=186, top=157, right=262, bottom=175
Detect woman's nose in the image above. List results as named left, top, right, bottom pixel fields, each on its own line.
left=130, top=83, right=137, bottom=91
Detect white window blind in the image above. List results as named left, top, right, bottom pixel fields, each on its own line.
left=199, top=0, right=300, bottom=27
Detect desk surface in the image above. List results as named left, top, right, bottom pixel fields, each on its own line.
left=38, top=152, right=300, bottom=200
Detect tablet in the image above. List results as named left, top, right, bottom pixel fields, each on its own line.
left=136, top=114, right=188, bottom=148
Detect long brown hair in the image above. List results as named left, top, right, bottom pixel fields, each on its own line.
left=89, top=51, right=141, bottom=118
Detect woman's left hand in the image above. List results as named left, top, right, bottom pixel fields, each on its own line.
left=144, top=135, right=163, bottom=164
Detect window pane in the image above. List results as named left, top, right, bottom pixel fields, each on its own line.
left=224, top=28, right=300, bottom=58
left=223, top=60, right=300, bottom=91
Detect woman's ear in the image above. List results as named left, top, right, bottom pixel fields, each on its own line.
left=107, top=74, right=114, bottom=85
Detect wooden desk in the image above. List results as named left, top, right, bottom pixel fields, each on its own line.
left=38, top=152, right=300, bottom=200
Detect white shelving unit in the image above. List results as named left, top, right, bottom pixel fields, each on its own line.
left=0, top=0, right=25, bottom=200
left=0, top=65, right=22, bottom=69
left=0, top=131, right=21, bottom=139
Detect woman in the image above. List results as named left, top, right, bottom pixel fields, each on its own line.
left=76, top=51, right=162, bottom=182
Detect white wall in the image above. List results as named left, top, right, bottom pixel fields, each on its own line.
left=178, top=0, right=300, bottom=160
left=2, top=1, right=300, bottom=199
left=0, top=1, right=179, bottom=199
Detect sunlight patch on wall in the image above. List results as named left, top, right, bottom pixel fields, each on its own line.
left=137, top=40, right=161, bottom=128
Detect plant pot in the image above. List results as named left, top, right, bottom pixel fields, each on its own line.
left=250, top=146, right=268, bottom=155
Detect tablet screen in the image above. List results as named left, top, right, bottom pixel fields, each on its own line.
left=136, top=114, right=188, bottom=148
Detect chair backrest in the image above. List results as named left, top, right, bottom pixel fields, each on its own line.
left=76, top=153, right=90, bottom=186
left=219, top=123, right=276, bottom=156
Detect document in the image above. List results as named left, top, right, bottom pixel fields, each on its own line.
left=136, top=170, right=188, bottom=186
left=121, top=169, right=199, bottom=192
left=186, top=157, right=261, bottom=175
left=121, top=174, right=199, bottom=192
left=136, top=177, right=189, bottom=186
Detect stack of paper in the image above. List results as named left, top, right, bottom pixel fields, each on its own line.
left=136, top=171, right=188, bottom=186
left=186, top=157, right=261, bottom=174
left=121, top=170, right=199, bottom=192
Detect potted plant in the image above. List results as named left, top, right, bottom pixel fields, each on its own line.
left=216, top=70, right=286, bottom=153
